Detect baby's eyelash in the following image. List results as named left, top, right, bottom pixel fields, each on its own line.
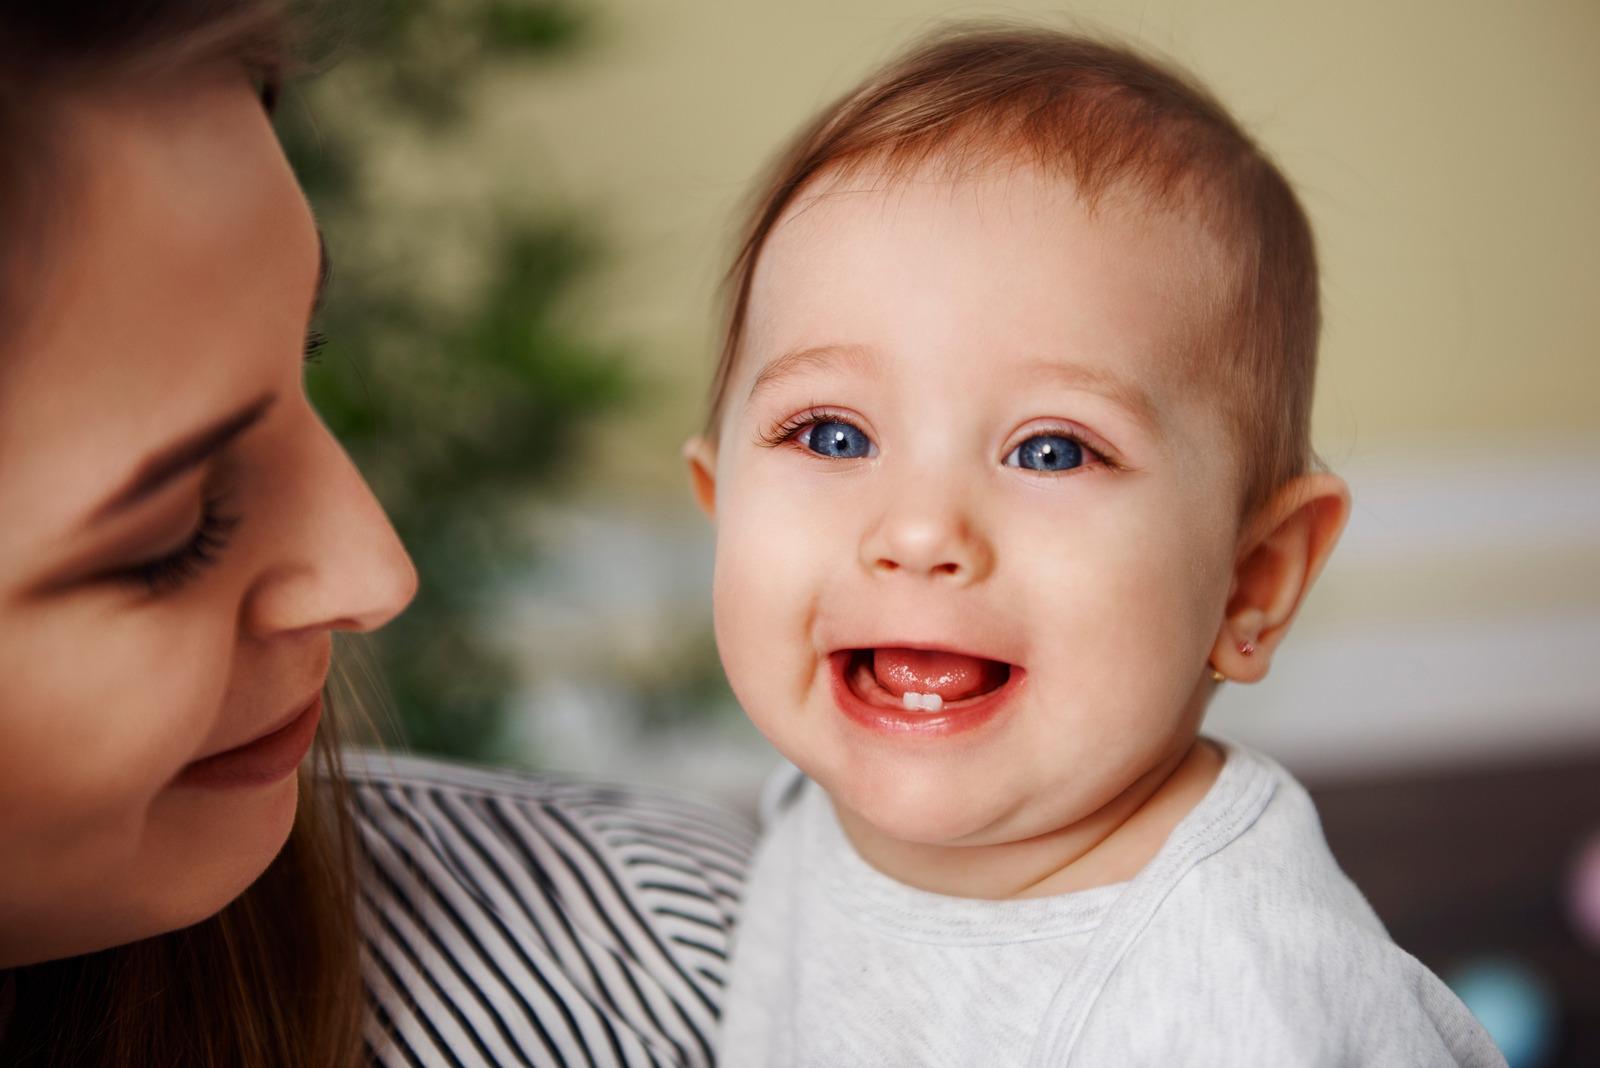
left=756, top=410, right=1122, bottom=474
left=756, top=408, right=859, bottom=449
left=1015, top=426, right=1120, bottom=472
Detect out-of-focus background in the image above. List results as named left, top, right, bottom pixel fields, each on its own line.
left=282, top=2, right=1600, bottom=1063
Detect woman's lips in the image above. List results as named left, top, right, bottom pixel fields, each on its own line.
left=829, top=650, right=1024, bottom=736
left=175, top=693, right=323, bottom=791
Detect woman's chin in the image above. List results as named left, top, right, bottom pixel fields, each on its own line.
left=140, top=772, right=301, bottom=933
left=3, top=748, right=305, bottom=968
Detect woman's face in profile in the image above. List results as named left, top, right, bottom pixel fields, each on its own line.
left=0, top=66, right=416, bottom=967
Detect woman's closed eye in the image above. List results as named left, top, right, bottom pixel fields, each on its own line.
left=106, top=495, right=241, bottom=596
left=100, top=323, right=328, bottom=596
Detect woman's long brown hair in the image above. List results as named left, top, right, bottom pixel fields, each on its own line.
left=0, top=734, right=366, bottom=1066
left=0, top=3, right=368, bottom=1064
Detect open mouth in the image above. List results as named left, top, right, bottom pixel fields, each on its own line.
left=829, top=646, right=1023, bottom=735
left=844, top=647, right=1012, bottom=711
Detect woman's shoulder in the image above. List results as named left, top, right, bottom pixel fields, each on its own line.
left=340, top=748, right=756, bottom=1068
left=343, top=748, right=757, bottom=843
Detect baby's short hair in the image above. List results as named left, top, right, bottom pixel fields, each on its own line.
left=705, top=25, right=1323, bottom=520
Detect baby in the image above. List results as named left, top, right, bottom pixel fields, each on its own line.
left=684, top=26, right=1503, bottom=1067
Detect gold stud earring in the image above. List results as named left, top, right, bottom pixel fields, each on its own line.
left=1209, top=664, right=1226, bottom=682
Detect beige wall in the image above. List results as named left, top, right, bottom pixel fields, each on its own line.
left=476, top=0, right=1600, bottom=497
left=445, top=3, right=1600, bottom=776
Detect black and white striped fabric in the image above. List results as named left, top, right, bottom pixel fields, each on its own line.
left=345, top=751, right=754, bottom=1067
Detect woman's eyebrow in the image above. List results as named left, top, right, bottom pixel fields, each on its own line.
left=312, top=229, right=331, bottom=316
left=89, top=393, right=277, bottom=525
left=85, top=237, right=326, bottom=528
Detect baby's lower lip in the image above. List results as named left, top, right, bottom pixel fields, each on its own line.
left=827, top=650, right=1024, bottom=737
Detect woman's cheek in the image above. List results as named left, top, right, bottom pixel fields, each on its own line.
left=0, top=601, right=223, bottom=908
left=81, top=598, right=233, bottom=797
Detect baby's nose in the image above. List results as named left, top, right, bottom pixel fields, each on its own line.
left=859, top=508, right=994, bottom=584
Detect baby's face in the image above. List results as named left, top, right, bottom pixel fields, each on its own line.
left=700, top=163, right=1244, bottom=850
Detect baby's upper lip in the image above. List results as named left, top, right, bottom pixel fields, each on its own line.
left=827, top=637, right=1020, bottom=667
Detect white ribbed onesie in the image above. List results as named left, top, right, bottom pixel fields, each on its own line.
left=721, top=738, right=1504, bottom=1067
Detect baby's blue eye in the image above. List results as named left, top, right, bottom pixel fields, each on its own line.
left=805, top=420, right=873, bottom=459
left=1007, top=434, right=1084, bottom=472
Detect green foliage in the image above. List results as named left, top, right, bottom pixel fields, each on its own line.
left=477, top=0, right=588, bottom=53
left=277, top=0, right=629, bottom=761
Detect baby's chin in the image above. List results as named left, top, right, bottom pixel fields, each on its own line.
left=818, top=760, right=1026, bottom=849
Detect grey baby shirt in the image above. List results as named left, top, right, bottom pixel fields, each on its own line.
left=720, top=738, right=1505, bottom=1067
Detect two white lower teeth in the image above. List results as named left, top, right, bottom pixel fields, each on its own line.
left=901, top=691, right=944, bottom=712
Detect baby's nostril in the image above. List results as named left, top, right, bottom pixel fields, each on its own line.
left=934, top=562, right=961, bottom=576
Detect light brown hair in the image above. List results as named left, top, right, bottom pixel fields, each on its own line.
left=0, top=3, right=367, bottom=1064
left=705, top=25, right=1323, bottom=519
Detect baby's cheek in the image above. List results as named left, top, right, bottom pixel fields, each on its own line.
left=1008, top=506, right=1219, bottom=728
left=710, top=494, right=824, bottom=717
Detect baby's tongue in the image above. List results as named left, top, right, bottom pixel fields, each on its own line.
left=872, top=648, right=1007, bottom=701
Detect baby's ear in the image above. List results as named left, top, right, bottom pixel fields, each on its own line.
left=682, top=437, right=718, bottom=519
left=1210, top=472, right=1351, bottom=683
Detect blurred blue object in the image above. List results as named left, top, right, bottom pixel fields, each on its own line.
left=1446, top=958, right=1557, bottom=1068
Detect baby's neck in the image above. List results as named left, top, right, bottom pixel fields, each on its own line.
left=832, top=736, right=1223, bottom=900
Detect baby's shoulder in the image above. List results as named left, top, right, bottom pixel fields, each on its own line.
left=1138, top=763, right=1431, bottom=985
left=1165, top=762, right=1386, bottom=938
left=1072, top=764, right=1503, bottom=1066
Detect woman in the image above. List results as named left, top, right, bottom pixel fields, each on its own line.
left=0, top=5, right=749, bottom=1065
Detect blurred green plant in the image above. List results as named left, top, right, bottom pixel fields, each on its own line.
left=276, top=0, right=629, bottom=760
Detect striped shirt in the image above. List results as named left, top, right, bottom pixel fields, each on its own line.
left=346, top=751, right=755, bottom=1067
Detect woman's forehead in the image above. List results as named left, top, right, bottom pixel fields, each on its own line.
left=0, top=71, right=317, bottom=566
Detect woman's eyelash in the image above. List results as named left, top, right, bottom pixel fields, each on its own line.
left=117, top=498, right=241, bottom=595
left=303, top=328, right=327, bottom=364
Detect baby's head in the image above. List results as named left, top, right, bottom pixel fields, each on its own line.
left=687, top=27, right=1349, bottom=858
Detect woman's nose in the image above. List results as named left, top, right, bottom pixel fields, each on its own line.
left=858, top=494, right=995, bottom=585
left=243, top=423, right=418, bottom=637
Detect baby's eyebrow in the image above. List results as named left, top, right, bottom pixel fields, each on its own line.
left=746, top=343, right=876, bottom=402
left=1023, top=358, right=1163, bottom=434
left=746, top=344, right=1163, bottom=433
